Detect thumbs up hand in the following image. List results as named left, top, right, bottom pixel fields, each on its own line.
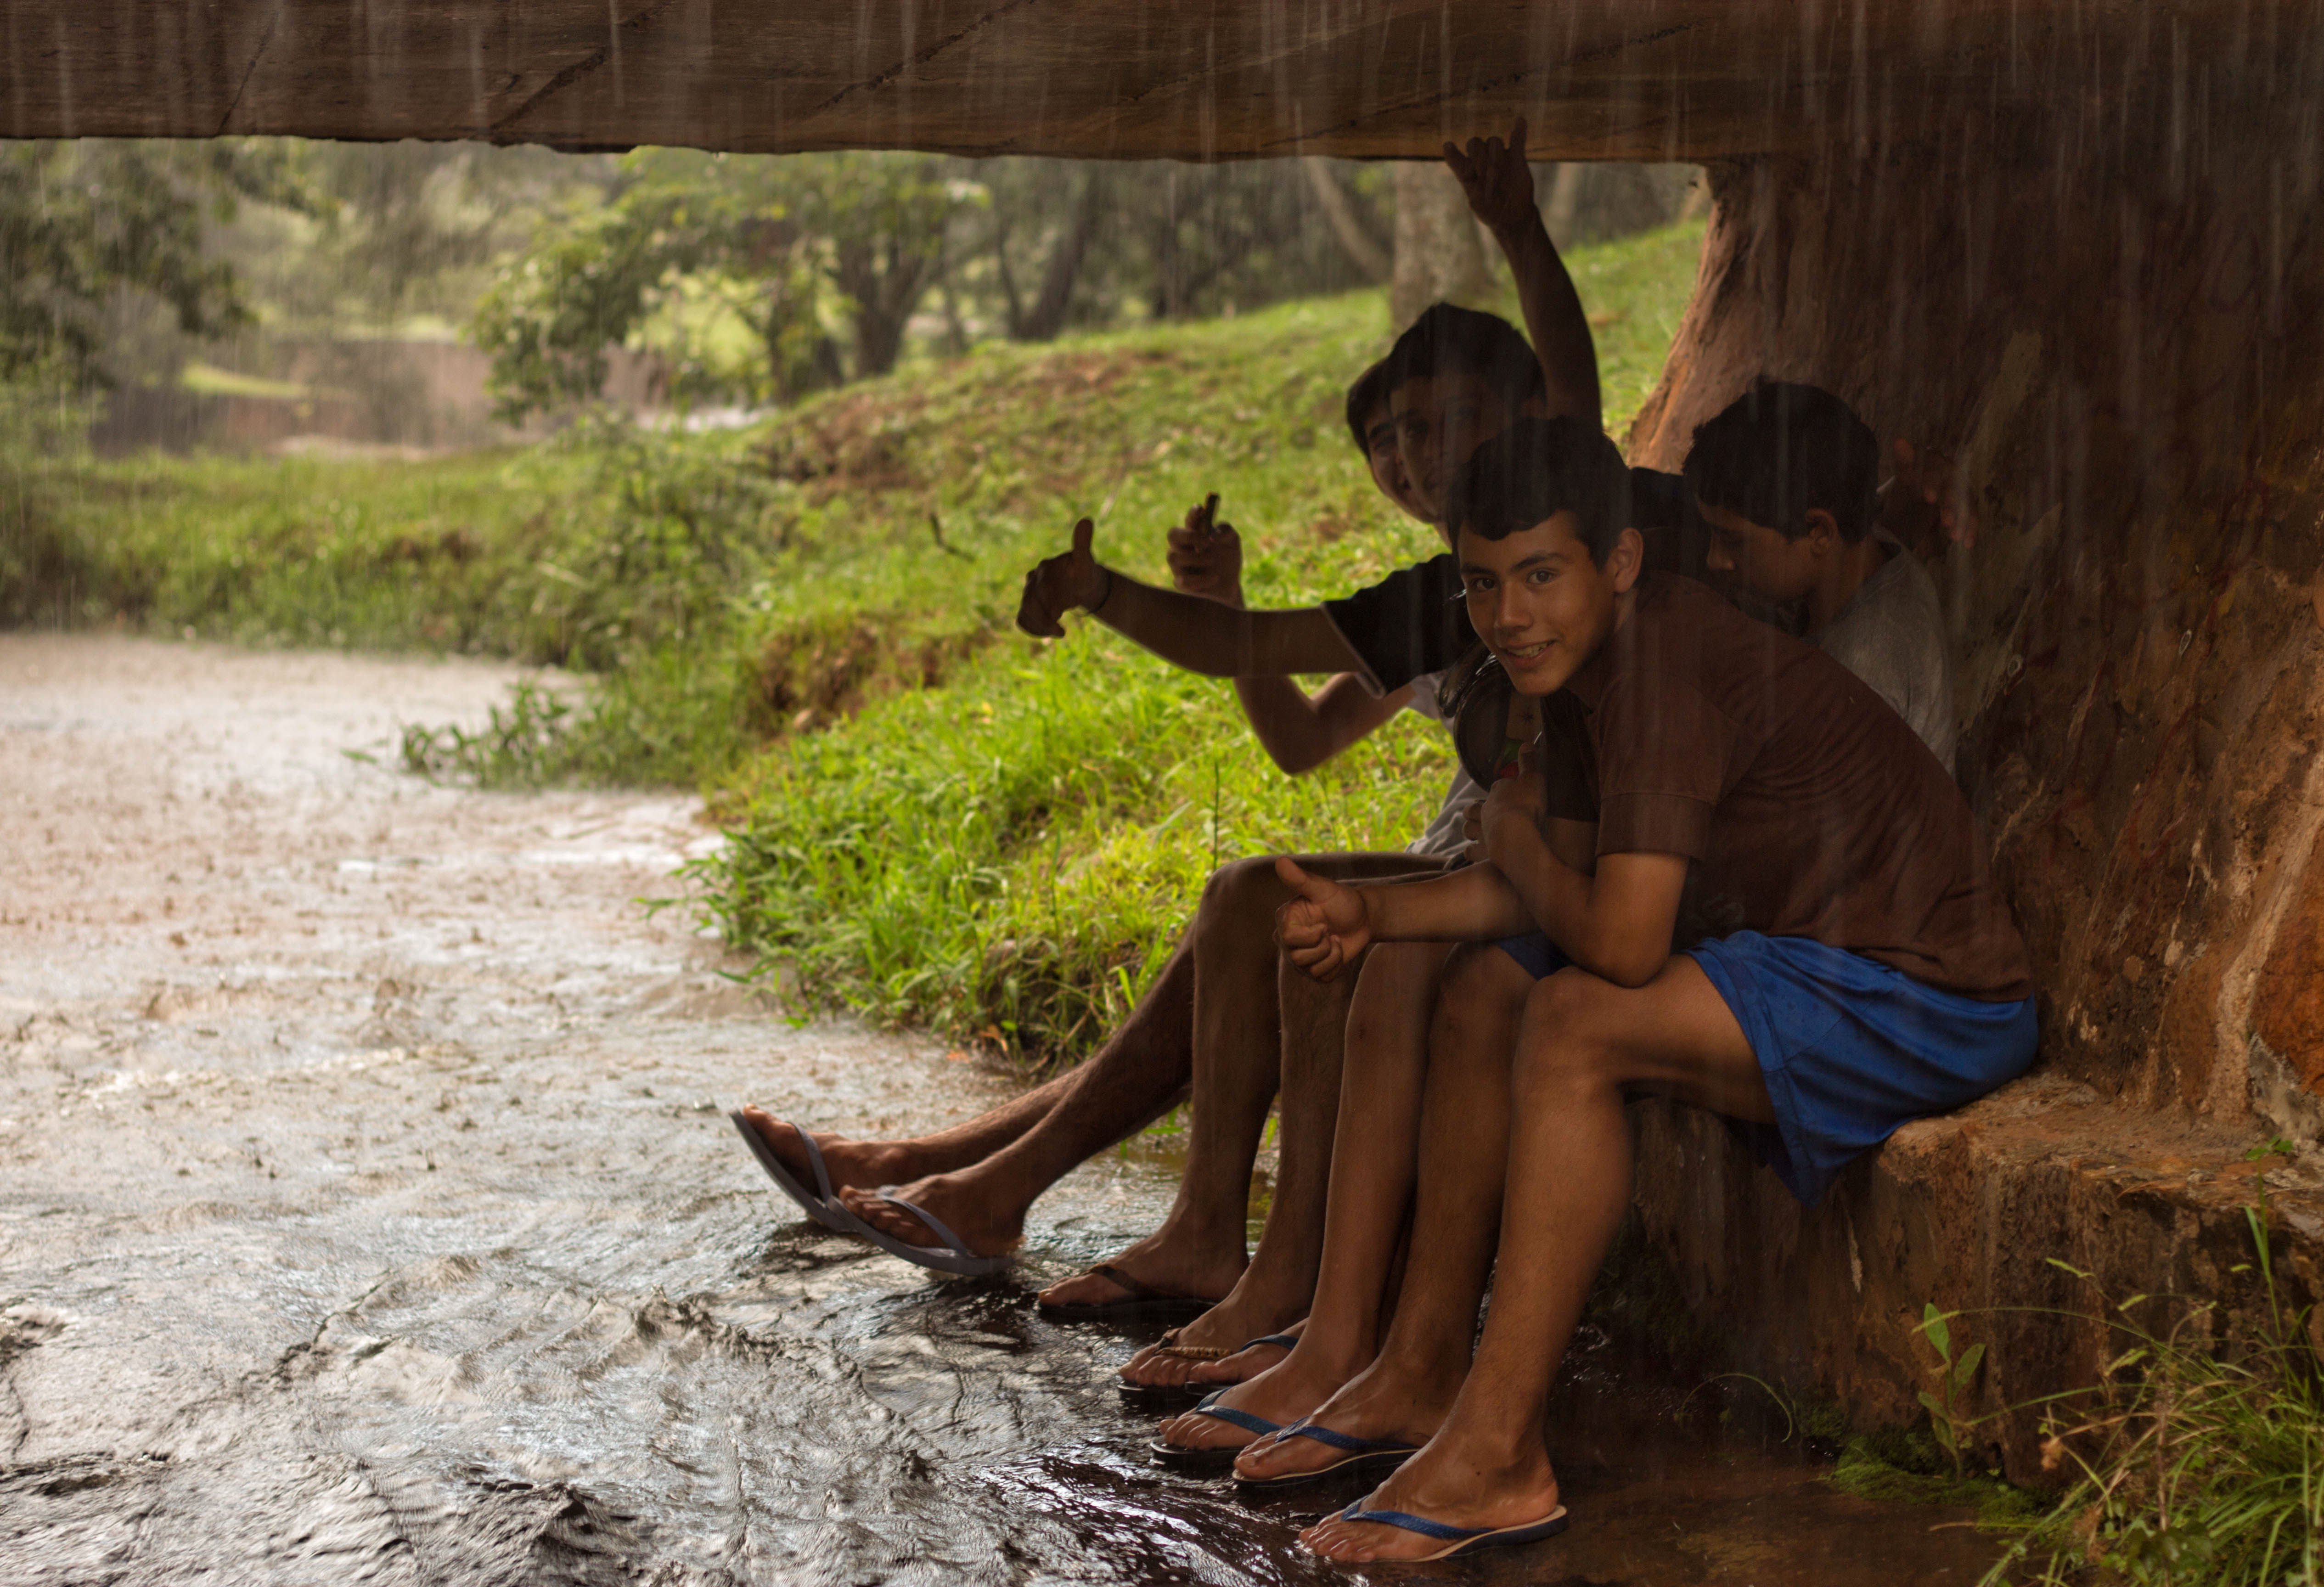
left=1273, top=856, right=1374, bottom=980
left=1016, top=517, right=1113, bottom=637
left=1165, top=493, right=1244, bottom=607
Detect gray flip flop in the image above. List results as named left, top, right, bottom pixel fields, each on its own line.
left=729, top=1110, right=849, bottom=1232
left=833, top=1186, right=1010, bottom=1278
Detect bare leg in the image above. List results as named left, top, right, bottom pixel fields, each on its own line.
left=1232, top=943, right=1531, bottom=1476
left=736, top=1069, right=1076, bottom=1201
left=845, top=853, right=1427, bottom=1278
left=1301, top=958, right=1768, bottom=1562
left=1152, top=938, right=1459, bottom=1430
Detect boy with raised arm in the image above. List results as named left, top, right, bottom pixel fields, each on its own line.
left=1234, top=415, right=2031, bottom=1561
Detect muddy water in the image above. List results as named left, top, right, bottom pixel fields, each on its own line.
left=0, top=634, right=2002, bottom=1586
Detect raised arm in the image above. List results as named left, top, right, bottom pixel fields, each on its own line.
left=1162, top=495, right=1412, bottom=772
left=1017, top=517, right=1362, bottom=678
left=1445, top=118, right=1602, bottom=430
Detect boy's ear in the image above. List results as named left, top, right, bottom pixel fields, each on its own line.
left=1802, top=507, right=1842, bottom=551
left=1609, top=525, right=1647, bottom=594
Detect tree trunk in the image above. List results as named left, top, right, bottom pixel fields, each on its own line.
left=1620, top=120, right=2324, bottom=1485
left=1304, top=158, right=1389, bottom=282
left=1013, top=169, right=1106, bottom=342
left=1389, top=161, right=1490, bottom=330
left=837, top=239, right=938, bottom=380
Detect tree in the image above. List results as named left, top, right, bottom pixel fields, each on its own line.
left=471, top=148, right=968, bottom=421
left=0, top=141, right=296, bottom=383
left=1390, top=161, right=1492, bottom=329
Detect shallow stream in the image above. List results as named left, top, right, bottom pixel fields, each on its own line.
left=0, top=635, right=2001, bottom=1585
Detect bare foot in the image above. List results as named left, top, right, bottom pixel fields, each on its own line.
left=837, top=1171, right=1025, bottom=1259
left=1118, top=1289, right=1309, bottom=1389
left=1037, top=1228, right=1244, bottom=1315
left=1232, top=1349, right=1457, bottom=1485
left=1152, top=1344, right=1350, bottom=1454
left=1300, top=1426, right=1562, bottom=1563
left=736, top=1103, right=918, bottom=1195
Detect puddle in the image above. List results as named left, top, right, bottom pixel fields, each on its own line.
left=0, top=635, right=2002, bottom=1585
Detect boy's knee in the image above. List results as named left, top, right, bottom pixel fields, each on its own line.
left=1196, top=855, right=1283, bottom=928
left=1512, top=971, right=1618, bottom=1097
left=1429, top=943, right=1523, bottom=1039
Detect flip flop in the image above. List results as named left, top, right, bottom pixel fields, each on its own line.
left=1119, top=1331, right=1303, bottom=1407
left=729, top=1110, right=849, bottom=1232
left=833, top=1185, right=1011, bottom=1278
left=1147, top=1390, right=1288, bottom=1471
left=1324, top=1500, right=1570, bottom=1561
left=1233, top=1420, right=1419, bottom=1489
left=1040, top=1263, right=1220, bottom=1322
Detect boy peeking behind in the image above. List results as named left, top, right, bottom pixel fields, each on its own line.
left=1272, top=416, right=2034, bottom=1563
left=1687, top=377, right=1958, bottom=765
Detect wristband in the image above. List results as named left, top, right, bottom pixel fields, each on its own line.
left=1092, top=568, right=1116, bottom=614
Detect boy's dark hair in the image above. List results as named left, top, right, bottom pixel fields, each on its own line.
left=1682, top=378, right=1881, bottom=543
left=1446, top=415, right=1633, bottom=566
left=1381, top=303, right=1544, bottom=413
left=1344, top=360, right=1392, bottom=454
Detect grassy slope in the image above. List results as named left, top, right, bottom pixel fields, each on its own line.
left=20, top=221, right=1705, bottom=1061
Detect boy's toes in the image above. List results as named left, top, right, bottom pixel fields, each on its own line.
left=1156, top=1411, right=1252, bottom=1452
left=838, top=1188, right=928, bottom=1243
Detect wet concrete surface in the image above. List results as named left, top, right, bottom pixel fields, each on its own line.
left=0, top=634, right=2005, bottom=1585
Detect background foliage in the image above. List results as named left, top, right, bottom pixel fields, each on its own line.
left=11, top=219, right=1705, bottom=1062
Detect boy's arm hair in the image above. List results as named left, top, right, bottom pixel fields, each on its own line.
left=1445, top=119, right=1603, bottom=429
left=1236, top=673, right=1412, bottom=775
left=1358, top=862, right=1542, bottom=943
left=1097, top=571, right=1366, bottom=676
left=1018, top=517, right=1365, bottom=676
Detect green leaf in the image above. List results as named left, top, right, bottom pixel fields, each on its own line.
left=1952, top=1341, right=1985, bottom=1389
left=1921, top=1302, right=1952, bottom=1361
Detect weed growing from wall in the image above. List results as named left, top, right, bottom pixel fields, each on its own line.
left=1983, top=1146, right=2323, bottom=1586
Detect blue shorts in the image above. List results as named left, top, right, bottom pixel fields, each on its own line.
left=1686, top=932, right=2037, bottom=1206
left=1494, top=931, right=1570, bottom=979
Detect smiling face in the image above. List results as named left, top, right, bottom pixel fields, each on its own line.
left=1390, top=371, right=1520, bottom=528
left=1698, top=498, right=1832, bottom=608
left=1363, top=403, right=1431, bottom=525
left=1457, top=512, right=1644, bottom=696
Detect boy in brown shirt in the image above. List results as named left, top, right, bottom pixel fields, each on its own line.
left=1194, top=416, right=2034, bottom=1560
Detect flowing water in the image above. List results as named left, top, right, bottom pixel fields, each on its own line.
left=0, top=634, right=2004, bottom=1585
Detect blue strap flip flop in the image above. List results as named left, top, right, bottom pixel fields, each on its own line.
left=1233, top=1420, right=1419, bottom=1489
left=1148, top=1390, right=1287, bottom=1470
left=833, top=1185, right=1011, bottom=1278
left=1328, top=1499, right=1570, bottom=1560
left=729, top=1110, right=849, bottom=1232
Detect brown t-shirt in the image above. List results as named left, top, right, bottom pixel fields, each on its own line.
left=1543, top=573, right=2031, bottom=1001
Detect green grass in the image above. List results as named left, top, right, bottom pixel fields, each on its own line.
left=689, top=223, right=1707, bottom=1059
left=1980, top=1181, right=2324, bottom=1587
left=14, top=221, right=1708, bottom=1059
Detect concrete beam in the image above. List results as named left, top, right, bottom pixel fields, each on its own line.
left=1, top=1, right=2308, bottom=162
